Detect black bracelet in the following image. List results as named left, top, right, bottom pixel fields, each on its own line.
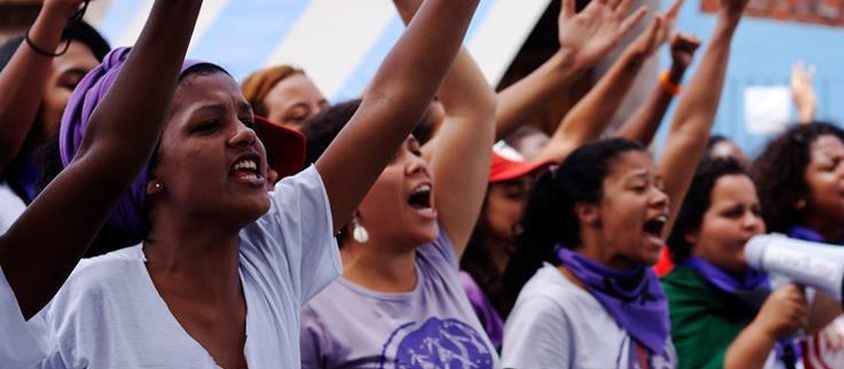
left=25, top=30, right=70, bottom=58
left=24, top=0, right=91, bottom=58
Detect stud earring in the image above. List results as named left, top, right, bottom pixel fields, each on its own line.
left=352, top=217, right=369, bottom=244
left=153, top=182, right=163, bottom=190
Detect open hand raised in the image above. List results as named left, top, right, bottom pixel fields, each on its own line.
left=557, top=0, right=647, bottom=68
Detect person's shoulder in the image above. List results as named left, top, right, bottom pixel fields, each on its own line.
left=661, top=266, right=703, bottom=287
left=301, top=278, right=346, bottom=312
left=63, top=245, right=145, bottom=292
left=513, top=264, right=595, bottom=316
left=522, top=264, right=585, bottom=299
left=42, top=245, right=147, bottom=324
left=250, top=165, right=330, bottom=235
left=661, top=266, right=719, bottom=305
left=269, top=165, right=325, bottom=202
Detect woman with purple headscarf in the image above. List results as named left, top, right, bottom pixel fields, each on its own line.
left=0, top=0, right=202, bottom=368
left=23, top=0, right=481, bottom=368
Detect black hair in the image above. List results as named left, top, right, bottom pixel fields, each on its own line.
left=753, top=122, right=844, bottom=233
left=706, top=135, right=729, bottom=152
left=667, top=157, right=749, bottom=262
left=303, top=98, right=436, bottom=166
left=0, top=20, right=110, bottom=71
left=501, top=138, right=645, bottom=314
left=303, top=99, right=362, bottom=167
left=0, top=21, right=110, bottom=201
left=179, top=62, right=230, bottom=81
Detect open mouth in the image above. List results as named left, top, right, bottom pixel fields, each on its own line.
left=643, top=215, right=668, bottom=239
left=408, top=183, right=433, bottom=210
left=229, top=153, right=264, bottom=186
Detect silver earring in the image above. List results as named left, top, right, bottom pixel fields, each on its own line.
left=352, top=218, right=369, bottom=244
left=153, top=182, right=163, bottom=190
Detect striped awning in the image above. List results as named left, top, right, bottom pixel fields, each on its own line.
left=89, top=0, right=552, bottom=102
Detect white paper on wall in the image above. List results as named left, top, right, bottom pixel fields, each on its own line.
left=744, top=85, right=792, bottom=135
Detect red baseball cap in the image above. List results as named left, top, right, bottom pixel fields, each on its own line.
left=489, top=143, right=552, bottom=184
left=254, top=115, right=306, bottom=180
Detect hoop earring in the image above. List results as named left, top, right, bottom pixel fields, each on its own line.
left=352, top=217, right=369, bottom=244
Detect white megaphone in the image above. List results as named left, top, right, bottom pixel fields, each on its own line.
left=745, top=234, right=844, bottom=301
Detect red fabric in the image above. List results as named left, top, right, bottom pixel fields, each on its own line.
left=653, top=246, right=674, bottom=277
left=489, top=153, right=551, bottom=183
left=254, top=115, right=305, bottom=180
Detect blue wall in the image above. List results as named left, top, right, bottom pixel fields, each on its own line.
left=655, top=1, right=844, bottom=157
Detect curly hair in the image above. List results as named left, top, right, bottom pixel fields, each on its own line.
left=501, top=138, right=645, bottom=314
left=667, top=157, right=749, bottom=263
left=752, top=122, right=844, bottom=233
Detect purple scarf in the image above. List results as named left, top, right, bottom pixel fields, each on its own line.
left=788, top=225, right=835, bottom=244
left=555, top=246, right=669, bottom=354
left=682, top=257, right=770, bottom=298
left=59, top=47, right=213, bottom=240
left=685, top=253, right=805, bottom=366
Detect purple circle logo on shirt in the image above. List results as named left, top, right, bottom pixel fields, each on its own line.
left=379, top=317, right=494, bottom=369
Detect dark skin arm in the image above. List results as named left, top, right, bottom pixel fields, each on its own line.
left=396, top=0, right=497, bottom=254
left=532, top=13, right=666, bottom=164
left=494, top=0, right=647, bottom=141
left=660, top=0, right=749, bottom=234
left=0, top=0, right=204, bottom=319
left=617, top=33, right=700, bottom=145
left=0, top=0, right=80, bottom=172
left=316, top=0, right=480, bottom=233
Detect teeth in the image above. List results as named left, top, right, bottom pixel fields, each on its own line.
left=233, top=159, right=257, bottom=171
left=655, top=215, right=667, bottom=223
left=414, top=184, right=432, bottom=194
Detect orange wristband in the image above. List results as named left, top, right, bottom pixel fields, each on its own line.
left=659, top=70, right=681, bottom=96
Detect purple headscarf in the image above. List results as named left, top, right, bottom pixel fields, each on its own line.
left=59, top=47, right=215, bottom=240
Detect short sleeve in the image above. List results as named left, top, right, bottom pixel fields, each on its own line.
left=0, top=266, right=48, bottom=369
left=501, top=295, right=572, bottom=369
left=241, top=165, right=341, bottom=305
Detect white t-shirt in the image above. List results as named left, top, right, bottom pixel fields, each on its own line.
left=501, top=264, right=676, bottom=369
left=0, top=266, right=47, bottom=369
left=0, top=181, right=27, bottom=234
left=27, top=165, right=341, bottom=369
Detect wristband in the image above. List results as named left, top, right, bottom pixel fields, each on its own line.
left=24, top=0, right=91, bottom=58
left=25, top=30, right=70, bottom=58
left=659, top=70, right=682, bottom=96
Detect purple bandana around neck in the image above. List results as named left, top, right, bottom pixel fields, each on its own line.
left=682, top=257, right=770, bottom=295
left=555, top=246, right=669, bottom=354
left=59, top=47, right=213, bottom=240
left=685, top=248, right=802, bottom=366
left=788, top=225, right=834, bottom=243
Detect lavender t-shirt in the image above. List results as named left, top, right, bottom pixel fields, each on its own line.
left=300, top=229, right=499, bottom=369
